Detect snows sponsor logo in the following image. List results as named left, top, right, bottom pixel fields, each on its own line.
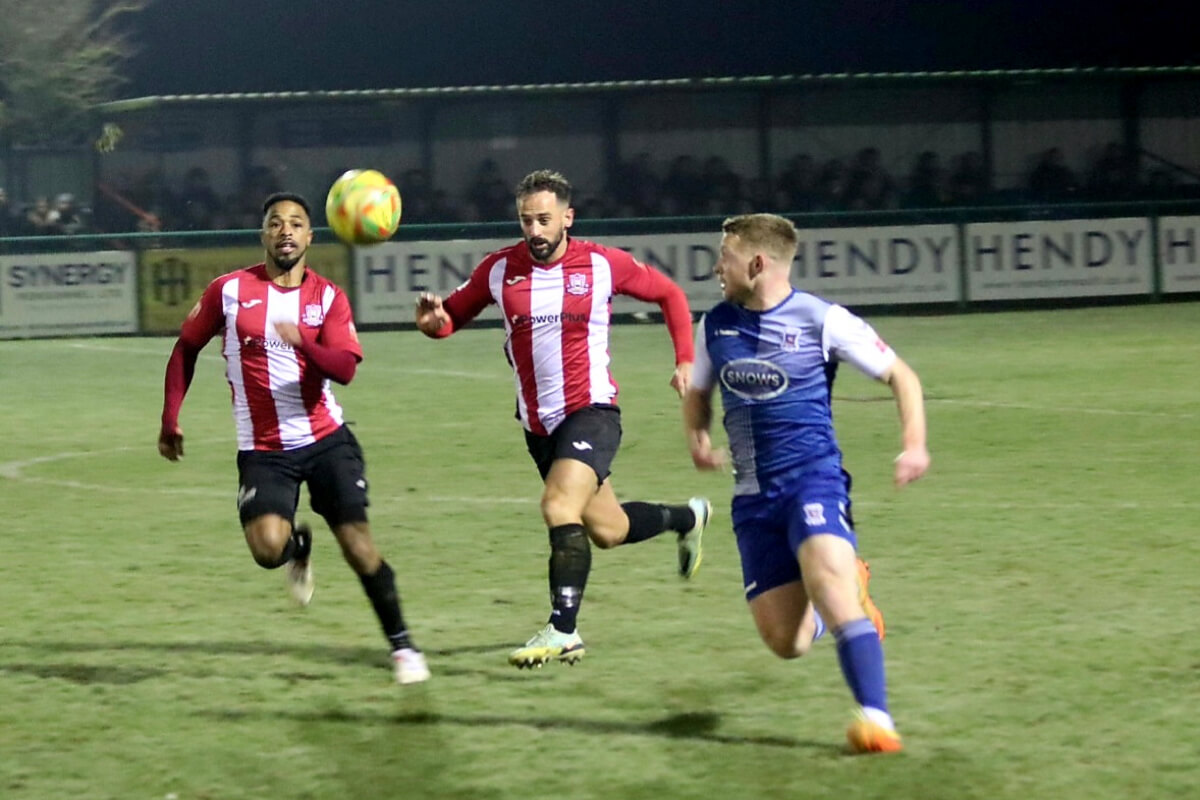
left=719, top=358, right=789, bottom=401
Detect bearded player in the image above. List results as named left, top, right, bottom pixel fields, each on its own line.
left=158, top=192, right=429, bottom=684
left=415, top=169, right=710, bottom=669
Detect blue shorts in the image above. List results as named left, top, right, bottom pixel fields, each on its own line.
left=731, top=473, right=857, bottom=601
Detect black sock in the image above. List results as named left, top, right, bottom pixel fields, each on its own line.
left=620, top=502, right=695, bottom=543
left=358, top=561, right=414, bottom=652
left=274, top=537, right=297, bottom=566
left=548, top=523, right=590, bottom=633
left=292, top=523, right=312, bottom=562
left=664, top=504, right=697, bottom=533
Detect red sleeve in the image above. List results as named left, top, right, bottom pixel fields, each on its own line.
left=292, top=288, right=360, bottom=384
left=300, top=340, right=358, bottom=384
left=161, top=280, right=224, bottom=433
left=431, top=256, right=499, bottom=337
left=608, top=249, right=695, bottom=365
left=178, top=278, right=225, bottom=349
left=315, top=289, right=363, bottom=361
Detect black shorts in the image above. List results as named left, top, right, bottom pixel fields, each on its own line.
left=235, top=425, right=369, bottom=528
left=524, top=405, right=622, bottom=484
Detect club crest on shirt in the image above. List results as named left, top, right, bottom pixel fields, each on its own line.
left=565, top=272, right=591, bottom=296
left=783, top=327, right=803, bottom=352
left=301, top=303, right=324, bottom=327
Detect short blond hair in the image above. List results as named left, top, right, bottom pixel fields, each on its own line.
left=722, top=213, right=798, bottom=263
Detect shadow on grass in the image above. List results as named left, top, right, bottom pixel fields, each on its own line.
left=0, top=662, right=165, bottom=685
left=0, top=641, right=839, bottom=753
left=0, top=639, right=520, bottom=688
left=0, top=639, right=508, bottom=664
left=195, top=706, right=836, bottom=752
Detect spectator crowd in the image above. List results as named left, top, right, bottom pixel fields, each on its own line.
left=1, top=141, right=1196, bottom=237
left=0, top=190, right=90, bottom=237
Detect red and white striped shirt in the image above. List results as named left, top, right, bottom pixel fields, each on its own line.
left=436, top=238, right=694, bottom=435
left=174, top=264, right=362, bottom=450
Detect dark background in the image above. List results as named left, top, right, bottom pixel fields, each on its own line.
left=126, top=0, right=1197, bottom=96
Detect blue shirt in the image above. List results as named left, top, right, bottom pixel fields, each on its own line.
left=693, top=290, right=895, bottom=497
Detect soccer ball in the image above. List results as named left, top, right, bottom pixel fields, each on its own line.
left=324, top=169, right=402, bottom=245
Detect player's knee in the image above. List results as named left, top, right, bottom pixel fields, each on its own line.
left=540, top=490, right=580, bottom=528
left=243, top=516, right=292, bottom=568
left=247, top=535, right=289, bottom=568
left=762, top=631, right=810, bottom=660
left=586, top=523, right=623, bottom=549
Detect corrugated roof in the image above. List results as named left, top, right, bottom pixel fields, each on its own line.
left=96, top=66, right=1200, bottom=112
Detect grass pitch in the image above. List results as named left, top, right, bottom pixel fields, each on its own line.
left=0, top=302, right=1197, bottom=799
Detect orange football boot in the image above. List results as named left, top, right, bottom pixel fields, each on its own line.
left=856, top=558, right=886, bottom=641
left=847, top=713, right=904, bottom=754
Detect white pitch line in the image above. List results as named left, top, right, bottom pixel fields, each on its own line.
left=0, top=446, right=144, bottom=479
left=0, top=445, right=533, bottom=502
left=54, top=343, right=1195, bottom=406
left=855, top=499, right=1200, bottom=510
left=427, top=495, right=533, bottom=505
left=61, top=341, right=221, bottom=361
left=6, top=474, right=230, bottom=497
left=927, top=397, right=1195, bottom=420
left=0, top=444, right=228, bottom=497
left=5, top=447, right=1198, bottom=509
left=56, top=341, right=509, bottom=380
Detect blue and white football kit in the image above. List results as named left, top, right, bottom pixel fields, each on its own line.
left=691, top=290, right=896, bottom=600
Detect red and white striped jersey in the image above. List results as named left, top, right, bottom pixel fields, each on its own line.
left=180, top=264, right=363, bottom=451
left=440, top=238, right=694, bottom=435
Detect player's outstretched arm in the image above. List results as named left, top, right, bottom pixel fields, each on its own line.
left=881, top=356, right=930, bottom=486
left=683, top=387, right=727, bottom=471
left=415, top=292, right=453, bottom=337
left=160, top=338, right=200, bottom=462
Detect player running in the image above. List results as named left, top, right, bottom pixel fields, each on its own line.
left=158, top=192, right=429, bottom=685
left=415, top=169, right=710, bottom=669
left=683, top=212, right=929, bottom=753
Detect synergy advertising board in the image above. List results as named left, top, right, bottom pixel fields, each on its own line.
left=964, top=218, right=1153, bottom=300
left=0, top=251, right=138, bottom=339
left=352, top=225, right=961, bottom=325
left=139, top=243, right=350, bottom=334
left=1156, top=216, right=1200, bottom=294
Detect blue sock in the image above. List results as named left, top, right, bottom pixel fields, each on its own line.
left=834, top=618, right=888, bottom=712
left=811, top=608, right=827, bottom=642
